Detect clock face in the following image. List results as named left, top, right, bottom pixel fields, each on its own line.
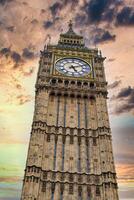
left=55, top=58, right=91, bottom=77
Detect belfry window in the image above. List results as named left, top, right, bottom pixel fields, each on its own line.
left=64, top=80, right=69, bottom=85
left=96, top=186, right=100, bottom=196
left=42, top=182, right=46, bottom=192
left=70, top=136, right=74, bottom=144
left=47, top=134, right=50, bottom=142
left=43, top=172, right=47, bottom=179
left=77, top=81, right=81, bottom=87
left=51, top=79, right=56, bottom=85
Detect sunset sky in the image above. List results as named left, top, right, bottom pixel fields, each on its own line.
left=0, top=0, right=134, bottom=199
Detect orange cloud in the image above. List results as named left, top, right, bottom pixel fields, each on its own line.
left=116, top=163, right=134, bottom=180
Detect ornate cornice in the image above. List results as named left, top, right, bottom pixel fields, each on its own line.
left=36, top=83, right=108, bottom=97
left=32, top=121, right=111, bottom=133
left=24, top=164, right=118, bottom=184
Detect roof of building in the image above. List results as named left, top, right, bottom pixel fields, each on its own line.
left=60, top=20, right=83, bottom=39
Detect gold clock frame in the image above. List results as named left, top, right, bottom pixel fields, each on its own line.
left=53, top=53, right=94, bottom=80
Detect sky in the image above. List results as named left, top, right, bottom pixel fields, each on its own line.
left=0, top=0, right=134, bottom=199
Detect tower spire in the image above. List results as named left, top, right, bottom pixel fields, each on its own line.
left=65, top=20, right=76, bottom=35
left=58, top=21, right=85, bottom=48
left=68, top=20, right=73, bottom=31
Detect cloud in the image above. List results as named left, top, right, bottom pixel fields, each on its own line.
left=116, top=86, right=133, bottom=98
left=75, top=0, right=134, bottom=29
left=0, top=198, right=19, bottom=200
left=116, top=163, right=134, bottom=180
left=6, top=25, right=15, bottom=32
left=86, top=0, right=110, bottom=22
left=22, top=48, right=35, bottom=59
left=16, top=84, right=22, bottom=89
left=49, top=0, right=79, bottom=18
left=43, top=20, right=54, bottom=29
left=90, top=28, right=116, bottom=44
left=102, top=8, right=115, bottom=22
left=49, top=2, right=62, bottom=17
left=113, top=126, right=134, bottom=163
left=5, top=87, right=33, bottom=105
left=11, top=51, right=21, bottom=64
left=41, top=9, right=46, bottom=14
left=81, top=0, right=123, bottom=24
left=108, top=80, right=121, bottom=89
left=115, top=103, right=134, bottom=114
left=0, top=0, right=13, bottom=6
left=0, top=47, right=11, bottom=55
left=119, top=186, right=134, bottom=200
left=0, top=47, right=36, bottom=75
left=0, top=47, right=22, bottom=68
left=111, top=86, right=134, bottom=114
left=16, top=94, right=32, bottom=105
left=94, top=30, right=116, bottom=44
left=31, top=19, right=38, bottom=25
left=75, top=14, right=87, bottom=26
left=0, top=19, right=15, bottom=32
left=116, top=6, right=134, bottom=26
left=63, top=0, right=78, bottom=6
left=0, top=176, right=21, bottom=182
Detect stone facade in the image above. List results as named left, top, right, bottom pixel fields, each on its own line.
left=21, top=22, right=119, bottom=200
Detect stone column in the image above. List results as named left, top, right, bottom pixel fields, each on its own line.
left=34, top=89, right=49, bottom=122
left=46, top=94, right=57, bottom=126
left=56, top=135, right=62, bottom=171
left=58, top=95, right=64, bottom=126
left=73, top=135, right=78, bottom=172
left=64, top=136, right=70, bottom=171
left=80, top=137, right=87, bottom=172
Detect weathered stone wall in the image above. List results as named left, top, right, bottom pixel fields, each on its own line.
left=21, top=45, right=118, bottom=200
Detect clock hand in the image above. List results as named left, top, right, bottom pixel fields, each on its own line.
left=73, top=68, right=78, bottom=72
left=69, top=65, right=80, bottom=68
left=69, top=65, right=78, bottom=72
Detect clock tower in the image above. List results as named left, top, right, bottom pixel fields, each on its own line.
left=21, top=21, right=119, bottom=200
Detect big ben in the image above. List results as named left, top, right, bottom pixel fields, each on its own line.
left=21, top=21, right=119, bottom=200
